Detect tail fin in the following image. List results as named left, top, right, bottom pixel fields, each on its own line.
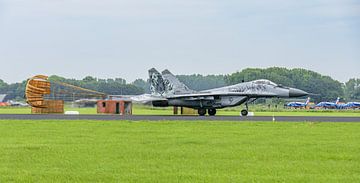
left=336, top=97, right=340, bottom=104
left=148, top=68, right=166, bottom=96
left=305, top=97, right=310, bottom=105
left=161, top=69, right=194, bottom=95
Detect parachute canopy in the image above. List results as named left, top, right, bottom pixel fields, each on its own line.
left=25, top=75, right=51, bottom=108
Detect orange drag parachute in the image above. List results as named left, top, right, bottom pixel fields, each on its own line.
left=25, top=75, right=107, bottom=109
left=25, top=75, right=52, bottom=108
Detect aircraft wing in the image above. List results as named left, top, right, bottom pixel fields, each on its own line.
left=131, top=94, right=167, bottom=103
left=166, top=92, right=277, bottom=99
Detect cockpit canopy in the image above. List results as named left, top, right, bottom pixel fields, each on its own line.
left=253, top=79, right=278, bottom=86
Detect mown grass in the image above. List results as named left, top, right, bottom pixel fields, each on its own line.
left=1, top=105, right=360, bottom=117
left=0, top=120, right=359, bottom=182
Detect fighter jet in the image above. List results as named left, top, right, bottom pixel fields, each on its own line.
left=8, top=100, right=29, bottom=107
left=315, top=97, right=340, bottom=109
left=338, top=101, right=360, bottom=109
left=347, top=102, right=360, bottom=109
left=132, top=68, right=309, bottom=116
left=286, top=97, right=311, bottom=109
left=345, top=102, right=360, bottom=109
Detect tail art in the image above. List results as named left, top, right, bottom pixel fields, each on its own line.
left=161, top=69, right=194, bottom=95
left=305, top=97, right=310, bottom=105
left=148, top=68, right=166, bottom=96
left=336, top=97, right=340, bottom=105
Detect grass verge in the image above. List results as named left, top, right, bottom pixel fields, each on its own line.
left=0, top=120, right=359, bottom=182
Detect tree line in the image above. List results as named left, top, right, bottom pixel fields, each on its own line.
left=0, top=67, right=359, bottom=102
left=225, top=68, right=345, bottom=102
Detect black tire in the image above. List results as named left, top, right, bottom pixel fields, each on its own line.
left=198, top=109, right=206, bottom=116
left=208, top=109, right=217, bottom=116
left=241, top=109, right=248, bottom=116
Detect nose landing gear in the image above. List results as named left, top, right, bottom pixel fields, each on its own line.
left=241, top=100, right=249, bottom=116
left=241, top=109, right=248, bottom=116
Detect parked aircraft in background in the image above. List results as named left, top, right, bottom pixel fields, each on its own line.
left=8, top=100, right=29, bottom=107
left=74, top=99, right=99, bottom=108
left=0, top=95, right=29, bottom=107
left=0, top=94, right=8, bottom=106
left=0, top=94, right=6, bottom=103
left=315, top=97, right=340, bottom=109
left=338, top=101, right=360, bottom=109
left=132, top=68, right=309, bottom=116
left=287, top=97, right=310, bottom=109
left=346, top=102, right=360, bottom=109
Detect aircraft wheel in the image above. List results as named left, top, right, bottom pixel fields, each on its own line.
left=208, top=109, right=216, bottom=116
left=198, top=109, right=207, bottom=116
left=241, top=109, right=248, bottom=116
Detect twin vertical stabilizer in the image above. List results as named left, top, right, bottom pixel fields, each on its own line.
left=148, top=68, right=194, bottom=96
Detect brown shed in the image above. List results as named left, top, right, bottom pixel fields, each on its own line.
left=97, top=100, right=132, bottom=115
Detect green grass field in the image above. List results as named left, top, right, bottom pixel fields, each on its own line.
left=1, top=105, right=360, bottom=117
left=0, top=120, right=359, bottom=182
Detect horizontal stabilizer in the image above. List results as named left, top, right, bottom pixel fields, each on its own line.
left=131, top=94, right=167, bottom=103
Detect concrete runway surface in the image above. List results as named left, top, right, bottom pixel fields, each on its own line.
left=0, top=114, right=360, bottom=122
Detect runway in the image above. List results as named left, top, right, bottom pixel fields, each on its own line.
left=0, top=114, right=360, bottom=122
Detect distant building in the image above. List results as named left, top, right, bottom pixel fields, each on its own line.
left=97, top=100, right=132, bottom=115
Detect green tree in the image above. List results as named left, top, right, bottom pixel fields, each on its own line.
left=132, top=79, right=150, bottom=94
left=225, top=67, right=344, bottom=102
left=0, top=79, right=8, bottom=94
left=344, top=79, right=360, bottom=100
left=176, top=74, right=226, bottom=91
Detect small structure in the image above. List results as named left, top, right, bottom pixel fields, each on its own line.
left=97, top=100, right=132, bottom=115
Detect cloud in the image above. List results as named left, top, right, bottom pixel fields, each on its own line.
left=304, top=0, right=360, bottom=19
left=0, top=0, right=359, bottom=83
left=1, top=0, right=222, bottom=21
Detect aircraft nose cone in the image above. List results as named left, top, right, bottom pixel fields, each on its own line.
left=289, top=88, right=308, bottom=97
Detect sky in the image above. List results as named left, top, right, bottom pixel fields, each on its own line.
left=0, top=0, right=359, bottom=84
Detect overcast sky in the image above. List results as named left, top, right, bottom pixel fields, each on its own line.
left=0, top=0, right=359, bottom=83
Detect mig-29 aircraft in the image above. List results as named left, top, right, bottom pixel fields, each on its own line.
left=132, top=68, right=309, bottom=116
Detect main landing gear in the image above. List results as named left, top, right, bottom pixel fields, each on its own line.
left=198, top=109, right=206, bottom=116
left=208, top=109, right=217, bottom=116
left=197, top=108, right=217, bottom=116
left=241, top=100, right=249, bottom=116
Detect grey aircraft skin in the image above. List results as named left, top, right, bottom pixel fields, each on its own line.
left=132, top=68, right=309, bottom=116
